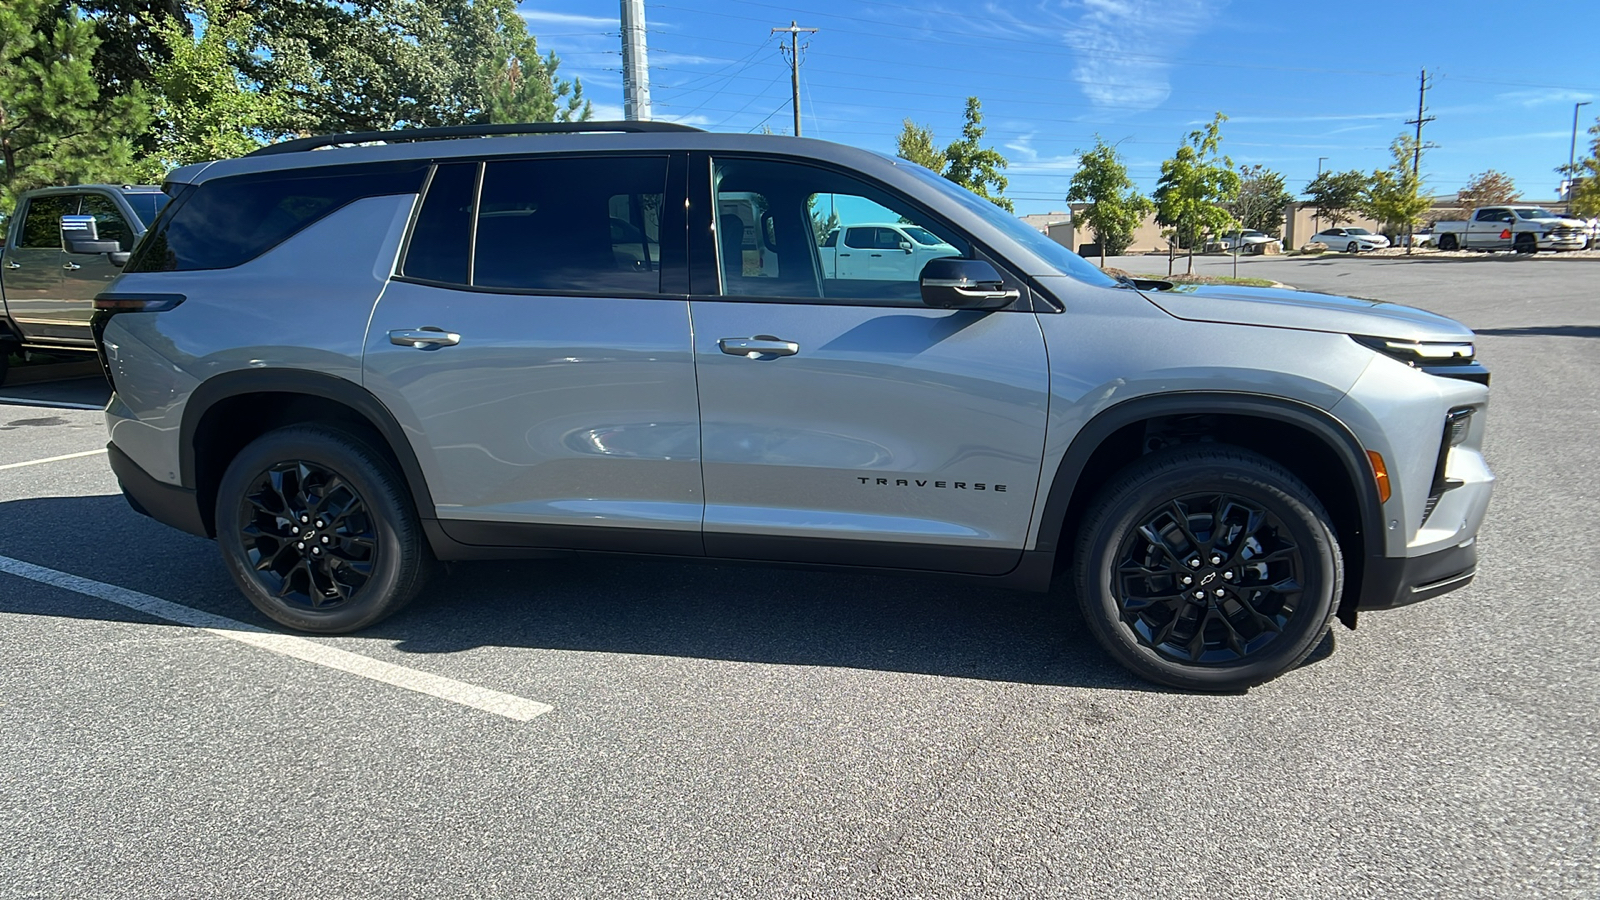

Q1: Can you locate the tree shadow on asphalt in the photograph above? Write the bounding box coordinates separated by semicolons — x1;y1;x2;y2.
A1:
0;493;1335;693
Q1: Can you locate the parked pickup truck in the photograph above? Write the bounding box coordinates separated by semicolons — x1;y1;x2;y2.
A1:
819;222;961;281
0;184;168;385
1432;205;1590;253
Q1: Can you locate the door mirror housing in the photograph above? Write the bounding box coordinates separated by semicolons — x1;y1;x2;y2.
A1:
899;240;913;253
919;258;1020;310
61;214;120;254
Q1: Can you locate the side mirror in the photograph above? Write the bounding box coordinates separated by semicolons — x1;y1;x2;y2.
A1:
61;214;119;255
919;258;1020;310
899;240;913;254
109;251;131;267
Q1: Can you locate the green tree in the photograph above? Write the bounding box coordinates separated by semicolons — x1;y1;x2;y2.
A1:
1304;169;1369;230
942;97;1012;212
1;0;150;208
895;119;944;171
1066;136;1152;266
1569;121;1600;217
1362;134;1432;254
1233;164;1292;237
51;0;187;99
1152;112;1240;274
132;0;283;180
242;0;590;136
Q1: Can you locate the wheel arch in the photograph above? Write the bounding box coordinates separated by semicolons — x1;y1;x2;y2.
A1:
1036;392;1385;621
181;369;436;537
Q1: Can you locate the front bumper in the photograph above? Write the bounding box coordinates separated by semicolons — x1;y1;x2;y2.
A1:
1356;539;1477;610
107;441;209;538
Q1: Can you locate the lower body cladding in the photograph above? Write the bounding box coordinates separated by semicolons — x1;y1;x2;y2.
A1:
108;436;1482;610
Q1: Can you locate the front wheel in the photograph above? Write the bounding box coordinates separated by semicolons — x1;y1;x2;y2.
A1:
1346;241;1360;253
1073;446;1342;691
1514;233;1537;254
215;425;431;633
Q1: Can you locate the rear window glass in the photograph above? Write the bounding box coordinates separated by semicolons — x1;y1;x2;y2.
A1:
472;156;666;294
128;163;426;272
401;162;479;285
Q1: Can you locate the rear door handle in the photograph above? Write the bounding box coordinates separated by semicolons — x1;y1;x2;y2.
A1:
4;260;19;269
62;262;81;271
719;336;799;358
388;327;461;349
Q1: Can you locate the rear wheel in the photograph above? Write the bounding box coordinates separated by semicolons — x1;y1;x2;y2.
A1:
216;425;430;633
1438;233;1458;251
1073;446;1342;691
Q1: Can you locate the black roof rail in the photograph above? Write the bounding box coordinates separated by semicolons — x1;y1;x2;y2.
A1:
245;120;705;157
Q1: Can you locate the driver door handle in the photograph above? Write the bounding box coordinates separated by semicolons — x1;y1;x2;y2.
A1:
388;327;461;349
719;336;799;358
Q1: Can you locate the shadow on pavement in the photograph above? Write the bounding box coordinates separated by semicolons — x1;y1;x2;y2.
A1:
1475;325;1600;339
0;493;1237;693
0;375;111;409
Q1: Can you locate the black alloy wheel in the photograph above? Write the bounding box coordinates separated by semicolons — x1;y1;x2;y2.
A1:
1113;493;1303;666
217;425;430;633
1514;233;1537;254
238;460;378;610
1438;233;1458;251
1074;446;1341;691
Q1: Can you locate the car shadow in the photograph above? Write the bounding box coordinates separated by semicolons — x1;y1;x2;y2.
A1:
0;375;111;409
0;494;1193;692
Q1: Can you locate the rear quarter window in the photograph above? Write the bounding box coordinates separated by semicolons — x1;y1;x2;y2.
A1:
128;163;427;272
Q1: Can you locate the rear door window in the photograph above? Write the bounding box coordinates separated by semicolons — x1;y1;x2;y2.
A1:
402;162;479;285
471;156;666;294
79;194;135;251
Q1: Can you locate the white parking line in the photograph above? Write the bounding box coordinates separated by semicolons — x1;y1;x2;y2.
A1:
0;397;105;411
0;448;109;471
0;554;553;722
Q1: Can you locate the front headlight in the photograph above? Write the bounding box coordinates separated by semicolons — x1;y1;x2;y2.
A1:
1352;335;1489;385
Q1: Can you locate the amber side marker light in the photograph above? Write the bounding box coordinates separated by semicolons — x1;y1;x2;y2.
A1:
1367;450;1392;503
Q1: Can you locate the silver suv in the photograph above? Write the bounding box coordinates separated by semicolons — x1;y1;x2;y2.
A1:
94;122;1494;690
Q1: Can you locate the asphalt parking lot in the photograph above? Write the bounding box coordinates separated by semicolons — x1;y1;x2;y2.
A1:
2;254;1596;898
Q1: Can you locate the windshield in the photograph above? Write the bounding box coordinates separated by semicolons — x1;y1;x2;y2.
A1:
903;225;945;246
897;161;1116;287
1515;208;1558;220
1345;227;1372;235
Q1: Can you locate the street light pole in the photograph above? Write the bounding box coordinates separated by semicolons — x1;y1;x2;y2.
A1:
1568;101;1591;213
1311;156;1328;242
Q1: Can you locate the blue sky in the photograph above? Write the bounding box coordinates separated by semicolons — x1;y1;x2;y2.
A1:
519;1;1600;215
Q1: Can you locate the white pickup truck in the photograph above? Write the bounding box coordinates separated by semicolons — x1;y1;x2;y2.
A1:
818;222;960;280
1432;205;1590;253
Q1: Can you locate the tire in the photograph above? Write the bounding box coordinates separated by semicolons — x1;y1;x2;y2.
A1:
1438;233;1458;251
1514;233;1536;254
1346;241;1360;253
1072;445;1343;691
0;347;9;388
215;425;431;633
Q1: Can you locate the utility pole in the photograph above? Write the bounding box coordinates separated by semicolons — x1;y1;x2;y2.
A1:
620;0;651;121
1312;156;1328;241
1567;100;1591;212
771;20;817;136
1405;68;1435;181
1404;69;1436;254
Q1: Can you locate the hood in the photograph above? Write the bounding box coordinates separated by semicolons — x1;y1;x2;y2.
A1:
1139;283;1474;342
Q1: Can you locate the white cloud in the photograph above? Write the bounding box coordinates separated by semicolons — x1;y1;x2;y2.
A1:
974;0;1218;111
1496;88;1596;108
1004;133;1080;174
518;10;615;28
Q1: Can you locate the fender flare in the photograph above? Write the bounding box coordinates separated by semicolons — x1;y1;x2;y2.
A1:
179;368;437;518
1033;391;1384;557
